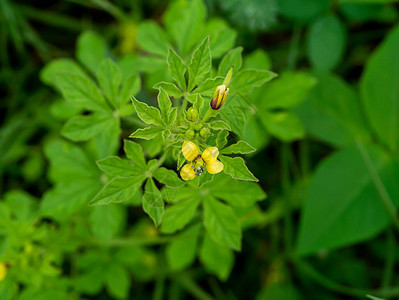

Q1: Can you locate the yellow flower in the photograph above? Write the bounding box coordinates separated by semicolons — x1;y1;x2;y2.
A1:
0;263;7;282
180;141;223;181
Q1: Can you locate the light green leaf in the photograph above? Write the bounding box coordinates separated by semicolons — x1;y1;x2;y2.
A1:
209;120;231;131
76;31;106;74
143;178;164;226
194;76;224;98
5;190;37;221
243;49;272;70
166;224;201;271
158;88;172;123
119;75;141;108
130;127;164;140
296;145;399;256
206;18;237;59
40;58;87;88
218;47;243;76
131;96;164;126
137;21;169;57
90;175;146;206
167;49;186;90
124;140;147;170
91;118;121;159
153;167;184;188
203;196;242;250
90;205;125;240
231;69;277;94
361;25;399;151
308;15;346;71
221;106;246;136
161;197;201;234
221;140;256;155
208;174;266;207
97;59;122;108
105;264;130;299
260;111;305;142
61;114;114;142
216;130;229;149
56;73;110;112
199;234;234;281
153;82;184;98
96;156;141;177
188;37;211;91
258;72;317;109
219;155;258;182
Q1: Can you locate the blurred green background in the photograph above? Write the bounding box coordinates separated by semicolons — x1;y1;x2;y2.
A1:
1;0;399;299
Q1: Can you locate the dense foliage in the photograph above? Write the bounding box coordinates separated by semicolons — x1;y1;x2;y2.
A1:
1;0;399;299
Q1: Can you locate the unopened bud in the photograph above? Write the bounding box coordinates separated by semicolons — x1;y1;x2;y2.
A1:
186;107;199;122
210;85;229;110
200;127;211;139
193;123;203;131
186;129;195;139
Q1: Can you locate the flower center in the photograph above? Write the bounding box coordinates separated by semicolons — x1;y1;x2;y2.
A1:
192;156;205;176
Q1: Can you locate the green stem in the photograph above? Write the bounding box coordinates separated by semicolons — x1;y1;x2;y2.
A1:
174;273;214;300
200;108;214;124
356;140;399;232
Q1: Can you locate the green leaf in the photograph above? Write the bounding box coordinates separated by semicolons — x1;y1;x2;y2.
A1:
221;140;256;155
279;0;331;22
218;47;243;76
206;19;237;59
221;106;246;136
203;196;242;250
153;82;184;98
96;156;140;177
199;234;234;281
194;76;224;98
131;96;164;126
258;71;317;109
259;111;305;142
61;114;114;142
76;31;106;74
40;58;87;88
216;130;229;149
161;197;201;234
296;145;399;256
158;88;172;123
361;25;399;151
143;178;164;226
209;120;231;131
97;59;122;108
105;264;130;299
243;49;271;70
167;49;187;90
188;37;211;91
307;15;346;71
219;155;258;182
296;73;370;148
137;21;169;57
90;205;125;240
208;174;266;207
153;167;184;188
231;69;277;94
166;224;201;271
129;127;164;140
56;73;110;112
5;190;37;221
119;75;141;108
90;175;146;206
91;118;121;159
123;140;147;170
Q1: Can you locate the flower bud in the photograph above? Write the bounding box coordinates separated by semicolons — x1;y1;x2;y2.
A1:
200;127;211;139
210;85;229;110
186;129;195;139
193;123;203;131
186;107;199;122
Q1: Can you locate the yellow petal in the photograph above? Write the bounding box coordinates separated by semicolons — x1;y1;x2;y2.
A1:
202;147;219;164
0;263;7;282
180;163;196;181
205;160;223;174
182;141;199;161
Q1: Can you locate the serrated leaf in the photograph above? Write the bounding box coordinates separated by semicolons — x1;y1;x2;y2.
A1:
97;59;122;108
96;156;140;177
194;76;224;98
158;89;172;123
161;197;201;234
56;73;110;112
90;175;146;205
216;130;229;149
130;127;164;140
167;49;186;90
232;69;277;94
218;47;243;76
219;155;258;182
209;120;231;131
61;114;113;142
137;21;169;57
143;178;164;226
188;37;211;91
131;96;164;126
123;140;147;170
153;167;184;188
203;196;242;251
221;141;256;155
153;82;184;98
